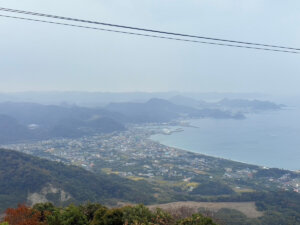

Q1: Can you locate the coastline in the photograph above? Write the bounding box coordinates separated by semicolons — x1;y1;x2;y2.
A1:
149;132;267;170
148;116;300;171
3;124;300;193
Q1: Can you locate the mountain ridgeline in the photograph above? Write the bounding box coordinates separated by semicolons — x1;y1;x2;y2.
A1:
0;148;156;213
0;102;126;144
0;97;283;144
106;98;245;123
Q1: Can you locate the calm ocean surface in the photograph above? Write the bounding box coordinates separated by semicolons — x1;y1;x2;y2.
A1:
151;108;300;170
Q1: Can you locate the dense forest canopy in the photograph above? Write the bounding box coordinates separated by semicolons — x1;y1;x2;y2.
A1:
0;149;156;212
1;203;217;225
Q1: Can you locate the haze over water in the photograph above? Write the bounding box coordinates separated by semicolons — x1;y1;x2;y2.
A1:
152;107;300;171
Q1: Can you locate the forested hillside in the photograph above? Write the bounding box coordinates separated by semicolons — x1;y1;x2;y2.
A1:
3;148;300;224
0;102;125;143
0;98;282;144
0;149;155;213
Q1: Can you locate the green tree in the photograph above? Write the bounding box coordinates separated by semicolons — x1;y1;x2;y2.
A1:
33;202;56;222
122;205;173;225
79;202;104;222
60;205;88;225
45;208;63;225
152;208;173;225
90;205;108;225
122;204;153;224
100;208;123;225
176;214;217;225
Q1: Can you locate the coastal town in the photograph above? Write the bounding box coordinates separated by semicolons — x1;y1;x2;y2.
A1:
2;125;300;194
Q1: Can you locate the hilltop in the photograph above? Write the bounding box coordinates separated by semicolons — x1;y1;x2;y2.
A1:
0;97;283;144
0;148;156;213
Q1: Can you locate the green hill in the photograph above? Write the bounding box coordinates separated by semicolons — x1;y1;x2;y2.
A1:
0;149;155;213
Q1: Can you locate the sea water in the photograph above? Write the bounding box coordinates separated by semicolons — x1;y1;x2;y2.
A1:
151;108;300;170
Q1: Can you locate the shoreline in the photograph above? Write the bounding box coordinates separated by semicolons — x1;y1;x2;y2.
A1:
3;125;300;193
149;135;266;169
149;127;297;172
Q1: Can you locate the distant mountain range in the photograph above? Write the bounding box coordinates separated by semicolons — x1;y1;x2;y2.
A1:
216;98;284;111
106;98;245;123
0;148;156;213
0;91;266;107
106;98;195;123
0;102;126;144
169;95;284;112
0;97;283;144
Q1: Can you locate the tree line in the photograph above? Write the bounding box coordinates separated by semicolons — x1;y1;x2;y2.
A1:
0;203;217;225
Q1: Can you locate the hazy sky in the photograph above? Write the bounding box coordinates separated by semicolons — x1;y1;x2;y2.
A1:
0;0;299;94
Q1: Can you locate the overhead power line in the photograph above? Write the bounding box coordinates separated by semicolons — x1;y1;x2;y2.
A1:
0;7;299;54
0;7;299;52
1;14;299;54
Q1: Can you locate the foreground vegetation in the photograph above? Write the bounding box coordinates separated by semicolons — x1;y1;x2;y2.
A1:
0;148;157;213
0;203;216;225
3;191;300;225
3;149;300;224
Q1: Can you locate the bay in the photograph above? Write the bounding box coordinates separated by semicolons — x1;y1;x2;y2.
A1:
151;108;300;170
